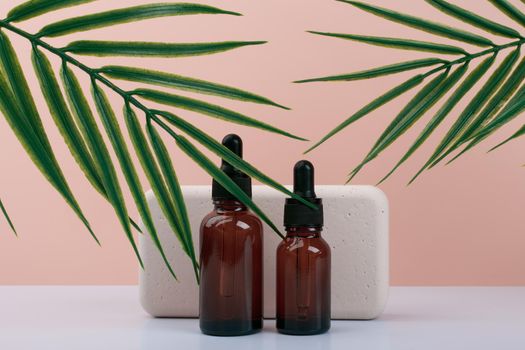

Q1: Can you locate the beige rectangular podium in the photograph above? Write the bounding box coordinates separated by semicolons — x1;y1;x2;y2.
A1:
139;185;389;319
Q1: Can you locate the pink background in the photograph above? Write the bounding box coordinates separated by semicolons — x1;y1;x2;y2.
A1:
0;0;524;285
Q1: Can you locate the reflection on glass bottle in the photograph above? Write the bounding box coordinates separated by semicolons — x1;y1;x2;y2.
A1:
199;134;263;336
276;160;331;335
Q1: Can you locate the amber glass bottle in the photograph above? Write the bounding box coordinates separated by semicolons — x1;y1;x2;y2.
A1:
199;134;263;336
276;160;331;335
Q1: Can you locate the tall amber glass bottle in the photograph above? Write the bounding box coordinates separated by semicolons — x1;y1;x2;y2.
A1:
199;134;263;336
276;160;331;335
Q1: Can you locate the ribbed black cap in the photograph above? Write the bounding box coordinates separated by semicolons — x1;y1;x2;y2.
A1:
212;134;252;201
284;160;323;227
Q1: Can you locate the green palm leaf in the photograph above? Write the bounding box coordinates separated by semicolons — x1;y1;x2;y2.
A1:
340;0;494;47
123;104;198;279
466;98;525;153
307;31;468;55
295;58;447;83
37;3;240;38
300;1;525;181
489;123;525;151
174;134;285;238
6;0;95;23
0;70;97;244
31;48;149;232
60;63;142;232
0;1;304;279
489;0;525;28
99;65;289;109
32;47;107;206
62;40;266;57
305;75;424;153
409;56;496;184
367;72;450;156
465;56;525;136
133;89;306;140
152;110;316;210
427;0;522;38
470;84;525;147
349;70;451;181
428;48;521;167
0;32;87;236
67;68;169;278
146;121;198;281
91;82;144;267
0;198;17;235
378;63;469;184
446;54;525;163
0;31;55;158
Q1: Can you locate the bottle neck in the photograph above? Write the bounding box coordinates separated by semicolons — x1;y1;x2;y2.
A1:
213;199;247;212
285;226;322;238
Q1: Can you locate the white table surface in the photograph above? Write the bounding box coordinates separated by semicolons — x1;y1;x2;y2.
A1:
0;286;524;350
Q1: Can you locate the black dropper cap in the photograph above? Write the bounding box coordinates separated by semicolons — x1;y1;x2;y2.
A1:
283;160;323;227
212;134;252;201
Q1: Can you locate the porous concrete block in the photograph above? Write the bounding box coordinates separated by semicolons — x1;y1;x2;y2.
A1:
139;185;389;319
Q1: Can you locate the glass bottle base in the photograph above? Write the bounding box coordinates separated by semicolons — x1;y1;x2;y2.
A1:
200;319;262;337
276;317;330;335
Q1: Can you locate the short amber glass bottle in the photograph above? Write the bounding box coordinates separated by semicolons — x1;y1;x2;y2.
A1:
199;134;263;336
276;160;331;335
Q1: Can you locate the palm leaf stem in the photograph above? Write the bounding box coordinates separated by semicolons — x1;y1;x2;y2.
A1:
0;20;149;116
421;38;525;79
0;19;300;141
0;18;305;161
0;20;276;137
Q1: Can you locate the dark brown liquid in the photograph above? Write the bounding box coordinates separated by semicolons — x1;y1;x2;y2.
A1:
276;226;331;335
199;200;263;336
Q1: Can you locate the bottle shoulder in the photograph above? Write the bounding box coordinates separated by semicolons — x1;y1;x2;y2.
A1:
277;236;331;257
200;208;262;232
